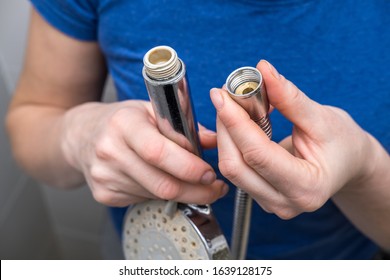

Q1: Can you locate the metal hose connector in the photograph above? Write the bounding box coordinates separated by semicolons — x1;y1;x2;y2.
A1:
225;66;272;259
226;66;272;138
143;45;182;80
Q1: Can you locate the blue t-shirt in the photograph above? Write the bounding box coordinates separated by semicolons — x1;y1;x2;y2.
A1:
30;0;390;259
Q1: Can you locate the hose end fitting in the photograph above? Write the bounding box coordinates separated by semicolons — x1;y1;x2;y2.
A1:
143;45;181;80
226;66;271;138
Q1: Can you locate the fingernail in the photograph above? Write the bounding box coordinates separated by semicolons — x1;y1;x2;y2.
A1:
265;60;281;80
210;88;224;110
199;123;216;135
201;170;216;185
203;128;217;136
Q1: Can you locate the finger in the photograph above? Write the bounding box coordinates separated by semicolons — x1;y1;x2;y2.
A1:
92;185;148;207
169;179;228;204
88;160;158;199
257;60;325;136
123;108;217;185
217;116;286;208
210;87;317;197
198;123;217;149
268;104;275;114
117;145;228;204
85;163;153;207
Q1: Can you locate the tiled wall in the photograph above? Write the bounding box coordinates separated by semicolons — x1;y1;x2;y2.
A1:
0;0;110;260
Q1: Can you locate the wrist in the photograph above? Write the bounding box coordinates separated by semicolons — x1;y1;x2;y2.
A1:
343;132;389;193
60;102;103;171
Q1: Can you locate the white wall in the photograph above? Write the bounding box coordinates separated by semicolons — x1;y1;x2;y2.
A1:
0;0;111;259
0;0;30;92
0;59;60;259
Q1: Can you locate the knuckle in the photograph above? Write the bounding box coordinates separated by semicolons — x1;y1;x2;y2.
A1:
92;188;114;205
95;137;116;160
92;188;131;207
179;161;202;182
272;206;299;220
263;197;301;220
268;203;302;220
259;205;272;214
295;193;324;213
89;165;108;184
242;146;270;171
153;178;181;201
108;107;129;129
331;106;350;120
91;184;147;207
242;139;274;173
139;139;165;166
218;158;240;182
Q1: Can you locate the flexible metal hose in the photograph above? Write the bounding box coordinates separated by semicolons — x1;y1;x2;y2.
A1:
226;67;272;260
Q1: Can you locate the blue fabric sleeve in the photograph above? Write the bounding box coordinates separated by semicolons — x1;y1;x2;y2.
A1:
29;0;98;41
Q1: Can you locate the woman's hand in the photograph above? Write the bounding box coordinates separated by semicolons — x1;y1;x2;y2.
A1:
61;100;227;207
211;60;374;219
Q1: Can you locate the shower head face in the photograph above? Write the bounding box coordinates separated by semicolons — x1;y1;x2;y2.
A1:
123;200;229;260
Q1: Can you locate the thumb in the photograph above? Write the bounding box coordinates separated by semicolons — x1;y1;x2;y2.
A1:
257;60;324;134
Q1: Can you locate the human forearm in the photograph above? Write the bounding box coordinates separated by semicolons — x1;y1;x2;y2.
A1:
6;102;85;188
5;8;108;188
332;134;390;250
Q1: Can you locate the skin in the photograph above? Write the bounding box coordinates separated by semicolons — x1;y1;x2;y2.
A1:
6;9;227;207
6;9;390;251
210;60;390;250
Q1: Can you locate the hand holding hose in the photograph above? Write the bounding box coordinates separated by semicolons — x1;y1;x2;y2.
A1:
211;60;384;221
